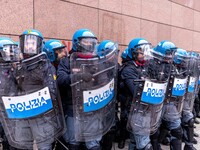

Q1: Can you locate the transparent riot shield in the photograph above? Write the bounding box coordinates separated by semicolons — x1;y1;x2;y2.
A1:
183;53;198;114
196;55;200;94
70;44;118;141
127;47;173;135
0;52;65;149
163;50;189;122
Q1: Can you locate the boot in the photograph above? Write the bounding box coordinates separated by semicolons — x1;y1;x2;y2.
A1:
196;112;200;118
193;138;197;144
170;139;182;150
184;145;197;150
118;140;125;149
161;136;170;146
150;129;161;150
151;140;161;150
194;132;199;137
194;118;199;124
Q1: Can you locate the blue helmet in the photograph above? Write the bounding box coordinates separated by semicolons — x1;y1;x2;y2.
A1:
188;51;199;58
21;29;43;39
121;48;129;59
154;40;176;56
0;37;20;62
19;29;44;57
173;48;188;64
97;40;117;57
43;39;66;62
128;38;151;59
0;37;16;50
72;29;97;52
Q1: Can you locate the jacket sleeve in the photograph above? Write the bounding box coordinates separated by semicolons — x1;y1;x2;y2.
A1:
121;66;138;96
57;57;71;88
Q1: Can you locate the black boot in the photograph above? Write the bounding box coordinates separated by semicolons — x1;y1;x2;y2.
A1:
170;139;182;150
184;145;197;150
118;117;127;149
150;129;161;150
193;138;197;144
197;112;200;118
183;125;194;143
102;132;114;150
183;124;196;150
158;124;169;144
194;132;199;137
194;118;200;124
118;140;125;149
161;136;170;146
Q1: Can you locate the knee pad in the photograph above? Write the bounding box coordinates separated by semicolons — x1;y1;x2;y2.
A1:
188;118;194;127
171;126;183;140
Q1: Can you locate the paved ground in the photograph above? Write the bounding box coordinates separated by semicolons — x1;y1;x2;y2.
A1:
112;118;200;150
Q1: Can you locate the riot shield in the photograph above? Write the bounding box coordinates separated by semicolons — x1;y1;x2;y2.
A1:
127;47;172;135
70;44;118;141
183;53;198;113
163;50;189;121
0;52;65;149
196;55;200;94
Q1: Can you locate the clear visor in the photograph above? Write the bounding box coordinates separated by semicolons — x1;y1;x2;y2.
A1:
79;38;97;52
1;44;22;62
97;43;118;57
20;34;43;55
135;44;153;61
135;44;153;54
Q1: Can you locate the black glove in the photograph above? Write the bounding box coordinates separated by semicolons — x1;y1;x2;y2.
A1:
80;73;93;82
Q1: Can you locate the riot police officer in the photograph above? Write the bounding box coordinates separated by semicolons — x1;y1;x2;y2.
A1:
182;52;198;150
57;29;102;150
96;40;119;150
0;37;19;150
43;39;67;69
118;47;132;149
0;29;65;150
121;38;174;150
157;41;188;150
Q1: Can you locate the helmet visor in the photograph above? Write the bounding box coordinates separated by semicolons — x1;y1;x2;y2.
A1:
1;44;22;62
135;44;153;61
79;38;97;53
20;34;43;55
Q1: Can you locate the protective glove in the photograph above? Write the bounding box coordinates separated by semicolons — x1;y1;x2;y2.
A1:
78;73;93;82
